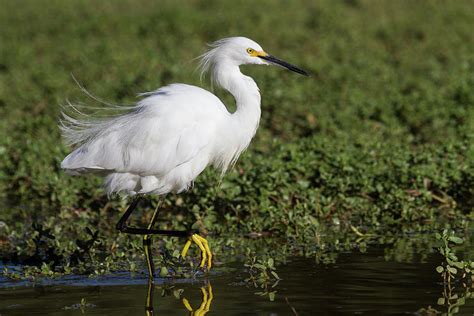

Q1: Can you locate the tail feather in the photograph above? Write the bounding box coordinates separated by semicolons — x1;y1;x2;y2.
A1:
59;76;134;147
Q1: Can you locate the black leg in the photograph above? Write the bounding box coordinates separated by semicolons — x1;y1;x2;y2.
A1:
115;197;192;237
116;197;198;280
116;197;212;314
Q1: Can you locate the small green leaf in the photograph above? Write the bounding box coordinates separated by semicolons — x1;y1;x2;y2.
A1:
448;236;463;244
268;291;276;301
451;261;465;269
159;266;168;277
437;297;445;305
447;253;458;261
254;263;265;270
447;258;456;266
173;289;184;299
267;258;274;268
436;266;444;273
447;266;457;274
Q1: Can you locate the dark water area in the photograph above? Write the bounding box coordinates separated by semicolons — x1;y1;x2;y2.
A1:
1;247;473;315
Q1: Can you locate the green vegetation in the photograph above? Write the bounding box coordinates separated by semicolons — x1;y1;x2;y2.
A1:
433;230;473;314
436;230;473;285
245;255;281;301
0;0;473;278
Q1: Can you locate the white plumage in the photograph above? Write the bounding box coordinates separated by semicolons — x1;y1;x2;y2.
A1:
60;37;308;196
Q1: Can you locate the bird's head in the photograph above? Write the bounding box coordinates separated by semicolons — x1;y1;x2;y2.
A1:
199;37;309;78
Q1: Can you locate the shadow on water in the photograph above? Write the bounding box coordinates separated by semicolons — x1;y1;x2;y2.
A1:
0;247;473;315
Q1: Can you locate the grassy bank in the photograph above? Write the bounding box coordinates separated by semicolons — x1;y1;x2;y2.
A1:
0;0;473;276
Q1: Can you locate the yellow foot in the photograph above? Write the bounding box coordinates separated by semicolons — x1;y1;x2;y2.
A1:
180;234;212;270
182;283;213;315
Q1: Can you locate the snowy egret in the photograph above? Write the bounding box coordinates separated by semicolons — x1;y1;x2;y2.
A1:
60;36;308;278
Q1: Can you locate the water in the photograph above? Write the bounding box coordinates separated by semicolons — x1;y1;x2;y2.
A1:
1;247;473;315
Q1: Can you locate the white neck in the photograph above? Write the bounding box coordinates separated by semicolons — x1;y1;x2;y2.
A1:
214;63;261;136
212;62;262;172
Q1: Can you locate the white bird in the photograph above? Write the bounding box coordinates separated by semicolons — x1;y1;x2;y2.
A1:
60;36;308;278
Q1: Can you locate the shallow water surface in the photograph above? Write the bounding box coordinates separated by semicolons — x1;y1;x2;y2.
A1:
1;248;473;315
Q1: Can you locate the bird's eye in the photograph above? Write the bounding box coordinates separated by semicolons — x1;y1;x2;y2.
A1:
246;48;255;55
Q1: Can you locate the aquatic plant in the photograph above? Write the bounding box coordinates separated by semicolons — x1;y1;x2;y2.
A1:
245;253;281;301
435;230;473;286
435;230;473;314
63;298;96;313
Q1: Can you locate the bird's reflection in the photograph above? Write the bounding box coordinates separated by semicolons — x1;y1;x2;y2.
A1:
145;278;213;315
181;283;213;315
145;279;155;316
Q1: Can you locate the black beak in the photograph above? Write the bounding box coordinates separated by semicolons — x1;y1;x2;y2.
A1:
259;54;309;76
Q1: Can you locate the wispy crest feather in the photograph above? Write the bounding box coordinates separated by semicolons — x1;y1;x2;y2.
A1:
198;38;233;84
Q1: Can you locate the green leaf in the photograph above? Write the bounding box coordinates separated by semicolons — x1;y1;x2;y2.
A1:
268;291;276;301
436;266;444;273
173;289;184;299
447;253;458;261
159;266;168;277
451;261;465;269
267;258;274;268
437;297;445;305
253;263;265;270
447;266;457;274
448;236;463;244
447;258;456;266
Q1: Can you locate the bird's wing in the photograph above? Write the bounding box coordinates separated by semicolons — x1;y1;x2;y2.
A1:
61;84;229;176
